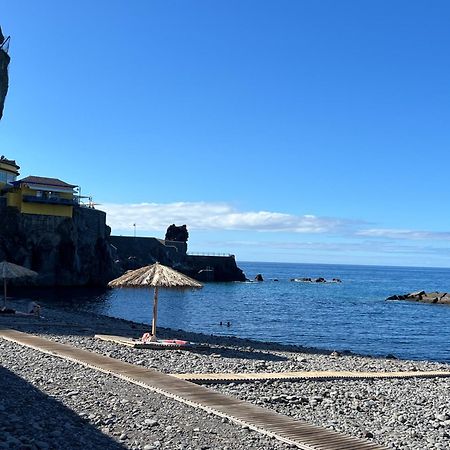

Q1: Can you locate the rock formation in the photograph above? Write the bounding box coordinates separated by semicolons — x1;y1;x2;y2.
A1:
386;291;450;305
165;224;189;242
0;204;118;286
290;277;341;283
0;27;10;121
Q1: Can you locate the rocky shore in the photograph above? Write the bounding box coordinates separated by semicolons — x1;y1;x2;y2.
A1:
1;303;450;450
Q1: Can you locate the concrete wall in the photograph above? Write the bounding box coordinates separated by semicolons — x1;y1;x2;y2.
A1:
109;235;246;282
184;254;246;282
110;236;184;271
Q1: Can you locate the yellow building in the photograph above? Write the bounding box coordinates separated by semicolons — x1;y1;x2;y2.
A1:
8;176;77;217
0;157;78;218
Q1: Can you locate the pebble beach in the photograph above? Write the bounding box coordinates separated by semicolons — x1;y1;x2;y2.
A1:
1;303;450;450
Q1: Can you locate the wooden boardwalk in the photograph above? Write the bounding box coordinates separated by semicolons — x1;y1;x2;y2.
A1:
173;369;450;384
0;328;386;450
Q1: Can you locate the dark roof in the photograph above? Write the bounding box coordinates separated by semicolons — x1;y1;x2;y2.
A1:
15;176;77;189
0;156;20;169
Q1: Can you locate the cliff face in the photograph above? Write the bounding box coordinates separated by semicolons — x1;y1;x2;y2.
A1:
0;29;9;121
0;48;9;121
0;205;118;286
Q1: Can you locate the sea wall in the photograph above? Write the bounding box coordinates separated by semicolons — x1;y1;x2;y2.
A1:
110;236;246;282
110;236;186;271
184;254;246;282
0;206;117;286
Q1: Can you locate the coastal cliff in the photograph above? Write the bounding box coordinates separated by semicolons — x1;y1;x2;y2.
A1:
0;204;245;286
0;203;117;286
0;28;10;121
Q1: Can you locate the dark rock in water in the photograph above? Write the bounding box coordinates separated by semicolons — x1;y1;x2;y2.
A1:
386;291;450;305
407;290;426;298
254;274;264;282
291;277;341;283
165;224;188;242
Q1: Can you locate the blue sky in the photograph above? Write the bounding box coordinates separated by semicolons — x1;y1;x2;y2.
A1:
2;1;450;266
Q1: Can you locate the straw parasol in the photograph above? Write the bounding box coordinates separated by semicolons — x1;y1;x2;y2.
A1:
108;263;203;341
0;261;38;308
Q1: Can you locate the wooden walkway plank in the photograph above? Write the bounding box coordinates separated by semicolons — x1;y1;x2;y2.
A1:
0;328;386;450
172;369;450;384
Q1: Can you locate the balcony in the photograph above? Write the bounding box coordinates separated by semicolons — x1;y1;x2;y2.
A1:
22;195;76;206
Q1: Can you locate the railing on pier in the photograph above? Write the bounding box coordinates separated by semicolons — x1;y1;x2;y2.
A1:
187;252;234;258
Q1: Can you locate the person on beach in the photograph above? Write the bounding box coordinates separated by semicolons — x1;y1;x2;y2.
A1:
27;302;41;317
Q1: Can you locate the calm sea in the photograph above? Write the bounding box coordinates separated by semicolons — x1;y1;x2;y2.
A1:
26;262;450;363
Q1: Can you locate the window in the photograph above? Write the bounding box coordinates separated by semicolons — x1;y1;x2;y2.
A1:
6;173;16;183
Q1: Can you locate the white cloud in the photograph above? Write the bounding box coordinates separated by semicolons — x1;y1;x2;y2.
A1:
100;202;450;249
101;201;347;234
357;228;450;241
221;239;450;255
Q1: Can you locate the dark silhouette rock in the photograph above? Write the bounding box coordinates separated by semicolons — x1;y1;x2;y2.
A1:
165;224;189;242
315;277;326;283
254;274;264;282
0;27;10;121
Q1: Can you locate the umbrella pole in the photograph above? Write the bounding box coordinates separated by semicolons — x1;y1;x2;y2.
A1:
151;286;158;341
3;278;6;309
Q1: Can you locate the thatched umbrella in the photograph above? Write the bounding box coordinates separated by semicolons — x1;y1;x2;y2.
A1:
108;263;203;341
0;261;38;308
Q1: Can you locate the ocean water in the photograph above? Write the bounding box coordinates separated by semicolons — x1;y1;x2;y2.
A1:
28;262;450;363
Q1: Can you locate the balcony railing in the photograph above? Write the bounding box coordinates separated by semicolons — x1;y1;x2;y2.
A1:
22;195;76;206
